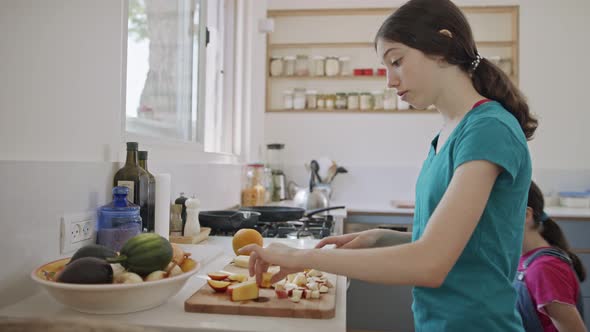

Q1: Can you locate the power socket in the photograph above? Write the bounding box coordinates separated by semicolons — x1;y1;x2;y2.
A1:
61;211;96;254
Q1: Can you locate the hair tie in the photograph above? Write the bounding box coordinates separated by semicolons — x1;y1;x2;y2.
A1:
470;54;482;72
540;211;550;223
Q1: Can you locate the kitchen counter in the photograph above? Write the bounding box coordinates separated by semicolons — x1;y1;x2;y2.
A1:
0;237;347;332
347;203;590;221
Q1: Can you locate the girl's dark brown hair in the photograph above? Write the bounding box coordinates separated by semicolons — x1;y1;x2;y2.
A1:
375;0;538;140
528;181;586;282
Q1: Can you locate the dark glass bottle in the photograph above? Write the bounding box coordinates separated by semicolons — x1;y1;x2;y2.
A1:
174;192;188;235
138;150;156;233
113;142;150;232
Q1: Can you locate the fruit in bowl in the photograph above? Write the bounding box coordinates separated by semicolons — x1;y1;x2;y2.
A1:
32;234;200;314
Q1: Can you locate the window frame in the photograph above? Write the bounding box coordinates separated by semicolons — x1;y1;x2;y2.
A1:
120;0;242;164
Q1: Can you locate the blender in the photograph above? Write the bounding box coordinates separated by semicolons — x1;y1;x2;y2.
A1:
267;143;286;201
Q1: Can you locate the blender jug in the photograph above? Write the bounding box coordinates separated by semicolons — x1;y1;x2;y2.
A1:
267;143;286;201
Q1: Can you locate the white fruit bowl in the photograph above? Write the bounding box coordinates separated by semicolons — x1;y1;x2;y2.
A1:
31;257;200;314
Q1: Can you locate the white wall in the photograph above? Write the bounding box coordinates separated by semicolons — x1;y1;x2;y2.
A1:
264;0;590;205
0;0;254;307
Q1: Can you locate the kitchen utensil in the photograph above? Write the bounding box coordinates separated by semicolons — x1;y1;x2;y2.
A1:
239;205;345;222
185;261;337;318
328;166;348;183
31;257;200;314
198;210;261;231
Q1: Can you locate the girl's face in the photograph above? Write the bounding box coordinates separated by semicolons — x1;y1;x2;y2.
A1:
376;38;443;110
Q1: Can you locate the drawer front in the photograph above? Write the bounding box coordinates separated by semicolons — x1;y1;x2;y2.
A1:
555;221;590;250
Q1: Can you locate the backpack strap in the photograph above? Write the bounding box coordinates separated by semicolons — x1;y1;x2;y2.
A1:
522;247;573;269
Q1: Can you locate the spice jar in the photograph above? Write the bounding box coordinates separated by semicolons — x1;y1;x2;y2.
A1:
325;56;340;77
306;90;318;109
283;90;294;109
283;56;296;76
312;56;325;76
384;89;397;110
325;94;336;110
317;94;326;109
241;164;266;207
269;57;283;77
397;95;410;110
339;56;351;76
335;93;347;109
295;54;309;76
372;90;384;110
360;92;374;111
347;92;359;110
293;88;306;110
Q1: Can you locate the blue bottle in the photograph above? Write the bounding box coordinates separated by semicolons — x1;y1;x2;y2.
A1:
97;186;142;251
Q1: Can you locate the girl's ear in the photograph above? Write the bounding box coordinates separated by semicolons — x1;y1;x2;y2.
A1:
524;207;535;227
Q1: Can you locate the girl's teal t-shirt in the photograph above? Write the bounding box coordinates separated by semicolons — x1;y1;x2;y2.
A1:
412;101;530;331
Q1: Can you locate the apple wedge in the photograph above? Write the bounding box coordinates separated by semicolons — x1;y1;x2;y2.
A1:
207;279;231;293
207;272;231;281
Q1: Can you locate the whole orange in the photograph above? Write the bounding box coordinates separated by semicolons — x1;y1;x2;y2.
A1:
232;228;263;255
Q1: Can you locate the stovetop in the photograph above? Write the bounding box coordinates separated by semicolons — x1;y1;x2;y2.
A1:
209;215;335;239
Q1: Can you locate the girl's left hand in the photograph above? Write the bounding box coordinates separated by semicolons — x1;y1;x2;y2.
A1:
238;243;306;285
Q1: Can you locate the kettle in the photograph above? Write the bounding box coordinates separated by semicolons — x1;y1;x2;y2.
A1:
290;160;330;210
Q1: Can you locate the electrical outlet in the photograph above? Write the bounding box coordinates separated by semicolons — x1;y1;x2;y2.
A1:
61;211;96;254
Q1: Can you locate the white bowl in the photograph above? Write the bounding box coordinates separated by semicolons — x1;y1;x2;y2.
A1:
31;257;200;314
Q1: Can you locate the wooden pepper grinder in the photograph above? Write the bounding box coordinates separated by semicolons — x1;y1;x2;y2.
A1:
184;197;201;237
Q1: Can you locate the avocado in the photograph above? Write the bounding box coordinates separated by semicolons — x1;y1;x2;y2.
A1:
57;257;113;284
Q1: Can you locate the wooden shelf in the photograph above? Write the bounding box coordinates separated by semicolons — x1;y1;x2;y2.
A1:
269;75;385;80
269;41;515;49
266;108;437;114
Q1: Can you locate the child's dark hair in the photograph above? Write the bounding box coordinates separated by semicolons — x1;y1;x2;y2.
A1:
374;0;538;140
528;181;586;282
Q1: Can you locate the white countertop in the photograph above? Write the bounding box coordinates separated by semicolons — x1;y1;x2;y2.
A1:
346;202;590;220
0;237;346;332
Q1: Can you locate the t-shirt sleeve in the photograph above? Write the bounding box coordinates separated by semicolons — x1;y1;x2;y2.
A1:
453;117;525;183
525;257;580;315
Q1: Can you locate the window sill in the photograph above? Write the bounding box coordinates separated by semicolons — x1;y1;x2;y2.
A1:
123;130;241;165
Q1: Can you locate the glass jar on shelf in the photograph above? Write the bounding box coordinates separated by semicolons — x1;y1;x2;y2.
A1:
335;93;347;109
306;90;318;109
325;56;340;77
283;56;296;76
312;56;325;76
384;88;397;110
339;56;351;76
293;88;307;110
317;94;326;109
360;92;374;111
325;94;336;110
283;90;294;109
295;54;309;76
241;164;266;207
347;92;359;110
372;90;384;110
269;56;283;77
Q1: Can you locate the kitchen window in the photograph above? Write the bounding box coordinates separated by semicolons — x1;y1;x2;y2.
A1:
125;0;237;155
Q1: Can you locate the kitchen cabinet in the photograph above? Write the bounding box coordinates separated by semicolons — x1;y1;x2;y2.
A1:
266;7;519;114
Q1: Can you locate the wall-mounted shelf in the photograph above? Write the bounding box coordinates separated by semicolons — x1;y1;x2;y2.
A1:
265;7;519;114
269;40;515;50
267;108;436;114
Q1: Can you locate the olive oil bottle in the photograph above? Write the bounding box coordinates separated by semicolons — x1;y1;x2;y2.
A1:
113;142;150;231
138;150;156;233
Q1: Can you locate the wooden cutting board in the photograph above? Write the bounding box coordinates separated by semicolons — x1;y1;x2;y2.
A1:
184;261;337;319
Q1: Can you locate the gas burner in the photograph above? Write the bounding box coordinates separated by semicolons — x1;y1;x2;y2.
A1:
209;214;335;239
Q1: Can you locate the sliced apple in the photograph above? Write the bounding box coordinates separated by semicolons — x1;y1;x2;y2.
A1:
227;274;248;283
260;272;273;288
207;272;231;281
228;280;259;302
207;279;231;292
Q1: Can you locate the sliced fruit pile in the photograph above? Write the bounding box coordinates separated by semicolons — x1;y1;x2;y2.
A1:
274;269;334;303
205;268;333;303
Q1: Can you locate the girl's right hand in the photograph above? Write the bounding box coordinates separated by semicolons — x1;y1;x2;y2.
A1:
315;229;381;249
